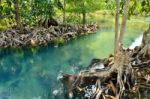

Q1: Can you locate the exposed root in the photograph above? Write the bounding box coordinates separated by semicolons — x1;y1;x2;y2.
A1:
0;24;98;48
61;43;150;99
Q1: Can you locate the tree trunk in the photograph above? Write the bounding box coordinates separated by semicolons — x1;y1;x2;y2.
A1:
81;1;86;25
13;0;21;28
142;24;150;45
118;0;130;47
63;0;66;24
114;0;120;54
82;11;86;25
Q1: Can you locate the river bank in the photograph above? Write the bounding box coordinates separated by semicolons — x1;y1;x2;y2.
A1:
0;24;98;48
61;29;150;98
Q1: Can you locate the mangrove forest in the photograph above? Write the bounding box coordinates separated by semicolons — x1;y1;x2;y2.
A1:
0;0;150;99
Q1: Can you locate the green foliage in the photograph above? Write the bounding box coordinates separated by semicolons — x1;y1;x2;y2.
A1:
54;0;63;9
120;0;150;17
66;14;81;24
0;0;149;27
0;25;6;30
66;0;102;14
0;0;13;19
105;0;115;10
0;0;58;26
141;0;150;15
31;0;54;18
64;0;104;24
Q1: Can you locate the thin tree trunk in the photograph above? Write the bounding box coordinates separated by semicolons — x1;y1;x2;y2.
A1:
13;0;21;28
114;0;120;54
81;1;86;25
82;11;86;25
63;0;66;24
118;0;130;47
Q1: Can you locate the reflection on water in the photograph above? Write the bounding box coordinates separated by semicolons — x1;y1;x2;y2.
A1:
0;29;149;99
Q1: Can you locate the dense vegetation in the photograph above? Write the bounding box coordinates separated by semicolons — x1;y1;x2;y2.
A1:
0;0;149;29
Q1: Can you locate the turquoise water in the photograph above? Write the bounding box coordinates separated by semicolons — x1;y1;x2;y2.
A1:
0;28;144;99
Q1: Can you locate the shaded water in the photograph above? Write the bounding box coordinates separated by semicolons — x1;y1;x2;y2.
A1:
0;28;148;99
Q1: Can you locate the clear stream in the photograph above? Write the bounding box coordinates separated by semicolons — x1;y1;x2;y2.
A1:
0;28;149;99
